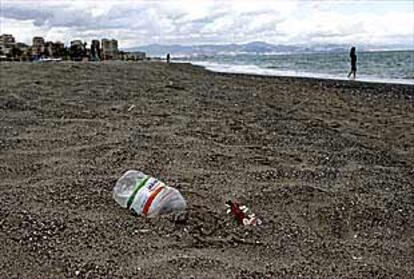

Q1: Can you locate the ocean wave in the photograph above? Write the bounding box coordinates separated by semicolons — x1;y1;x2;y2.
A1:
189;61;414;85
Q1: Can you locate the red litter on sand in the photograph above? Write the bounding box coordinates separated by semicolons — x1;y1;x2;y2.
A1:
225;200;262;226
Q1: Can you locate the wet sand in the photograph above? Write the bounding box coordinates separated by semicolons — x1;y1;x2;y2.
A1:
0;61;413;278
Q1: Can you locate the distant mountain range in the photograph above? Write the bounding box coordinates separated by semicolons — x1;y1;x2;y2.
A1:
123;41;411;57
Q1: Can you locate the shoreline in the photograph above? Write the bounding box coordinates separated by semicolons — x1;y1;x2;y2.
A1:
173;62;414;99
2;59;414;87
185;60;414;86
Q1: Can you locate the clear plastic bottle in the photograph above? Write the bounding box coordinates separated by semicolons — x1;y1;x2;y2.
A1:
113;170;187;217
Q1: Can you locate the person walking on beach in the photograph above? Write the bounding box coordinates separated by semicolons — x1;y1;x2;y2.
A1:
347;46;357;79
166;53;171;64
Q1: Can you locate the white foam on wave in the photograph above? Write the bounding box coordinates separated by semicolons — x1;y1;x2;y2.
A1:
189;61;414;85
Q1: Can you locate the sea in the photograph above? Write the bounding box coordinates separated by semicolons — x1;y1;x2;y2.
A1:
179;50;414;85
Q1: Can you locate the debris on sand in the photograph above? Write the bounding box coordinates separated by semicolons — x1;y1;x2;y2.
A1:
113;170;187;217
127;104;136;111
225;200;262;226
166;81;185;90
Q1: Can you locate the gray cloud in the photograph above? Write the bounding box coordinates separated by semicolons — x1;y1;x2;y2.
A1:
1;6;52;25
0;0;412;47
1;4;97;28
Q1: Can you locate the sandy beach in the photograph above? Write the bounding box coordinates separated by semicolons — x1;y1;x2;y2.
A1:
0;61;413;278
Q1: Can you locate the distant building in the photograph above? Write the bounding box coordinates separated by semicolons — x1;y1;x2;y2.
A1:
54;41;65;57
45;41;54;57
0;34;15;45
14;42;30;61
101;38;118;60
32;36;45;57
45;41;65;58
0;34;16;56
70;40;86;61
0;33;127;62
91;39;100;60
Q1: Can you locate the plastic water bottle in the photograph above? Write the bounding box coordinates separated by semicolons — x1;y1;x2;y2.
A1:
113;170;187;217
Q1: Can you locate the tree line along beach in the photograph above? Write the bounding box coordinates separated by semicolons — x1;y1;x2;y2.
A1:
0;61;413;278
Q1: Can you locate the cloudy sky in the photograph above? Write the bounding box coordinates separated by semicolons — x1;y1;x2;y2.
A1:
0;0;413;48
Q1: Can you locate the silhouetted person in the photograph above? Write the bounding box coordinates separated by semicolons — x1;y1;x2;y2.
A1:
347;46;357;79
166;53;170;64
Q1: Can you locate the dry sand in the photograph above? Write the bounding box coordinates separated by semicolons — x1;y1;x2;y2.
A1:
0;61;413;279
